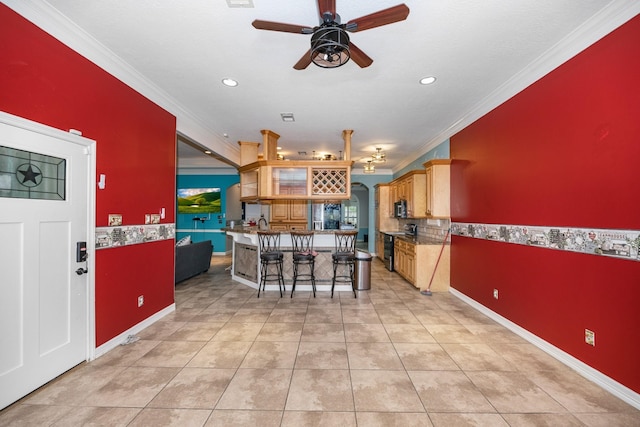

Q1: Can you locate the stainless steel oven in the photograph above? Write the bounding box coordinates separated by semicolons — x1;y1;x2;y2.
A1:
382;231;405;271
383;233;395;271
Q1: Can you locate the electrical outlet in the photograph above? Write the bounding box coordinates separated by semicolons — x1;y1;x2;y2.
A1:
138;295;144;307
585;329;595;346
493;289;499;299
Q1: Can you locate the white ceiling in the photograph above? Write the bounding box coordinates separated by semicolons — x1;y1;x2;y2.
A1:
7;0;639;172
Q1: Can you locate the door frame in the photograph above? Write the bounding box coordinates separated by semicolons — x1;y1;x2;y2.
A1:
0;111;97;361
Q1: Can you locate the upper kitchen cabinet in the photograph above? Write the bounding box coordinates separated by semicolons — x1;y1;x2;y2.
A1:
423;159;451;218
390;170;427;219
238;130;353;202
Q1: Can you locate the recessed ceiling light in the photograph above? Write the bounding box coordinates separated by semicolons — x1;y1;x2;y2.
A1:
419;76;437;85
204;150;212;154
226;0;253;7
222;78;238;87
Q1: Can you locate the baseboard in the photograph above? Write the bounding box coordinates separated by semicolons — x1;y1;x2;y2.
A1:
93;304;176;360
449;288;640;410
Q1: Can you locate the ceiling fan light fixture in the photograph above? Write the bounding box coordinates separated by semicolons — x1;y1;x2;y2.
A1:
311;26;350;68
372;147;386;163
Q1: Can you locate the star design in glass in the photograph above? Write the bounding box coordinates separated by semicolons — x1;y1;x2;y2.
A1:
17;163;43;187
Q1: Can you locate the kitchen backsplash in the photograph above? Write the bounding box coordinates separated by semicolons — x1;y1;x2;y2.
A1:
400;218;451;241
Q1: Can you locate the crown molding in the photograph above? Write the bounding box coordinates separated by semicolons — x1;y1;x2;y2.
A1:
3;0;241;165
394;0;640;174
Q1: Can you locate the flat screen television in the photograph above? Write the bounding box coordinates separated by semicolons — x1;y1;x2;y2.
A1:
177;188;221;214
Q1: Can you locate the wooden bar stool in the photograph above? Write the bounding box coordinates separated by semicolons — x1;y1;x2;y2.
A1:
290;230;316;298
257;231;284;298
331;230;358;298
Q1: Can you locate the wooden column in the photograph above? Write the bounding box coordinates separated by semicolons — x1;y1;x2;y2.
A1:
342;129;353;160
261;129;280;161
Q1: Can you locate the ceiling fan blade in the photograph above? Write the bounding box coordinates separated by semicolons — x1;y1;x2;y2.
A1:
346;4;410;32
317;0;336;20
348;43;373;68
293;50;313;70
252;20;313;34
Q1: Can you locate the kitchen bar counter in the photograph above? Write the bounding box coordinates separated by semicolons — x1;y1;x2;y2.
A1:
225;229;359;294
223;226;351;235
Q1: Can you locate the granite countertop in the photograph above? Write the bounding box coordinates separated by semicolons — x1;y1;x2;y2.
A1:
396;235;449;245
224;226;355;235
378;229;448;245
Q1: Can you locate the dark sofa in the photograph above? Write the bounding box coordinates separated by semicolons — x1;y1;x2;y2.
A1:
175;240;213;284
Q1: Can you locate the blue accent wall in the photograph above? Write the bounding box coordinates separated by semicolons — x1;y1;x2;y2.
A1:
351;173;394;253
176;174;240;253
394;139;450;178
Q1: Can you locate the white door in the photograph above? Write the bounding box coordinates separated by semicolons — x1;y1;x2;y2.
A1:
0;114;91;409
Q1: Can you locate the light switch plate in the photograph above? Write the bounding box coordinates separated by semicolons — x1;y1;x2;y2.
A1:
585;329;595;346
108;214;122;226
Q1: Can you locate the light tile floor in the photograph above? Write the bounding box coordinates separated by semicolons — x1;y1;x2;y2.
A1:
2;256;639;426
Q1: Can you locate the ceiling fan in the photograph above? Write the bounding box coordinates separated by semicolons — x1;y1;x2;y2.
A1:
252;1;410;69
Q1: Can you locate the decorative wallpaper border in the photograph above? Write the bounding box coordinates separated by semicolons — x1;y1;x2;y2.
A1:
451;222;640;262
95;223;175;250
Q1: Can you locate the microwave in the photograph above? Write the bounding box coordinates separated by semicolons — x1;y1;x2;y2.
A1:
394;200;407;218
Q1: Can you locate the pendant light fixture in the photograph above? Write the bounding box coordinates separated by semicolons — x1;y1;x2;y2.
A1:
363;160;375;173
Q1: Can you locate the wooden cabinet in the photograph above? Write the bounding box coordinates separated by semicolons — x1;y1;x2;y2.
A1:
389;171;427;218
238;132;353;202
375;184;397;228
388;183;397;218
271;200;289;221
394;239;415;282
375;183;399;260
423;159;451;218
239;162;353;201
290;199;307;221
269;223;306;231
376;232;385;261
404;174;427;218
270;187;308;229
394;238;450;292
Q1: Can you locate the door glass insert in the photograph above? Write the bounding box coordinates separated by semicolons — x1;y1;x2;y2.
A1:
0;145;66;200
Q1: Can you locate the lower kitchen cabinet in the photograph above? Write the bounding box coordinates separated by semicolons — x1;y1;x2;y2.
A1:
394;238;450;292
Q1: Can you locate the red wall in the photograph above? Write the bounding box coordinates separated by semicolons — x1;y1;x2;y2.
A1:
450;16;640;392
1;5;177;346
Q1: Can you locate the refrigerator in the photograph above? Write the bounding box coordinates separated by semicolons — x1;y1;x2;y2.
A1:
312;203;341;230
